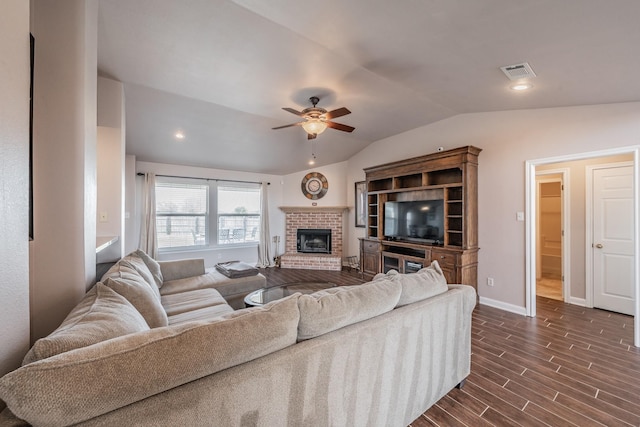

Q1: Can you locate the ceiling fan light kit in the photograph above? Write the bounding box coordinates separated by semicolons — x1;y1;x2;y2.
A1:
301;119;327;136
273;96;355;139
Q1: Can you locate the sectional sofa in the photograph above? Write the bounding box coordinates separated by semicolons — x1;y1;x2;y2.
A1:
0;251;475;427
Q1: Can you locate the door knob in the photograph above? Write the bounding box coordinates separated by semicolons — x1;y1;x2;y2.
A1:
595;243;603;249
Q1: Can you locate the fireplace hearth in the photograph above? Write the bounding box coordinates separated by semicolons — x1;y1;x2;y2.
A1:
297;229;331;254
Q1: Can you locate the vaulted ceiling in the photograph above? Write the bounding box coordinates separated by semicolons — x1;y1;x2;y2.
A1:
98;0;640;175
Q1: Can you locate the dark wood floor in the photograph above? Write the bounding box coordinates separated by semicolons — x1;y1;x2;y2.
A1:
260;265;367;288
260;267;640;427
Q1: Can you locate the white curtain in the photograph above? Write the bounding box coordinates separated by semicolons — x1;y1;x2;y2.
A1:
256;182;274;268
139;172;158;258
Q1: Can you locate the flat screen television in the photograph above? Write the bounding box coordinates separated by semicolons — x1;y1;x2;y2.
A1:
384;199;444;244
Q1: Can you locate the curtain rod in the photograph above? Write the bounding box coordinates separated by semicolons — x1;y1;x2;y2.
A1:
136;172;269;185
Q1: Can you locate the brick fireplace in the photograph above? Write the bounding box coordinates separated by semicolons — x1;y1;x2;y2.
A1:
279;206;348;270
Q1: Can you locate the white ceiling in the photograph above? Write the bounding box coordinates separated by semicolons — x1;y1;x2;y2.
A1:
97;0;640;175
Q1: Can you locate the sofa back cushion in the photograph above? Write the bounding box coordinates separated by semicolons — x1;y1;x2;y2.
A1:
120;254;161;298
22;284;149;365
374;260;449;307
102;274;168;328
134;249;164;288
297;279;401;340
0;294;300;427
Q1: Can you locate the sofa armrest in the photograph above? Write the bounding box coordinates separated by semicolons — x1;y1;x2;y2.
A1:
159;259;206;282
447;284;477;314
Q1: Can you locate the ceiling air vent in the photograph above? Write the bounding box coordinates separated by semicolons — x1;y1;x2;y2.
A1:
500;62;536;80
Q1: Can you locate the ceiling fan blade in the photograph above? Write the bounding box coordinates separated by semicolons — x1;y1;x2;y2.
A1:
324;107;351;120
272;122;304;130
326;121;355;133
282;107;304;116
307;133;317;140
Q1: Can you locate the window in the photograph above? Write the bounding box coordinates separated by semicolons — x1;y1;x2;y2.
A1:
217;183;260;245
156;180;208;249
155;177;261;250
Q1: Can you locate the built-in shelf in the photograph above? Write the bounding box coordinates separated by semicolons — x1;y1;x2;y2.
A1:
96;236;119;253
360;146;481;290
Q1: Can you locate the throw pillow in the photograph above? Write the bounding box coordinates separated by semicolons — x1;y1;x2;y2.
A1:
375;261;448;307
297;278;401;340
135;249;164;288
120;254;161;298
103;274;168;328
22;284;149;365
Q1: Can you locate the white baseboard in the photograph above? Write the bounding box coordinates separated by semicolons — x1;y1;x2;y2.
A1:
479;296;527;316
568;297;587;307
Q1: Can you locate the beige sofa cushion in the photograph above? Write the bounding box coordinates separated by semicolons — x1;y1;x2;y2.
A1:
135;249;164;288
160;268;266;310
375;260;449;307
22;284;149;365
161;288;229;316
297;279;401;340
0;294;300;427
159;258;206;282
119;255;161;299
103;275;168;328
168;304;235;325
160;268;266;297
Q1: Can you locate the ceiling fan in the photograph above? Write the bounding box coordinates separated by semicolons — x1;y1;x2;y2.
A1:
272;96;355;140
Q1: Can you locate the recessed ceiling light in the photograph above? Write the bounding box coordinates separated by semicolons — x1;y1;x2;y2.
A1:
175;131;185;140
510;83;533;91
308;159;315;165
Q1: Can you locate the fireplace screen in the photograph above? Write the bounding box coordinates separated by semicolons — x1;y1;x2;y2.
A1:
297;229;332;254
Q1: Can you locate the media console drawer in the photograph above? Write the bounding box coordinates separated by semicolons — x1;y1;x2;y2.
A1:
362;239;380;253
430;249;456;269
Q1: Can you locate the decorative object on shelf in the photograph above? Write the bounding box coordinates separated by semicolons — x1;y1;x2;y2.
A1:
355;181;366;227
301;172;329;200
272;96;355;140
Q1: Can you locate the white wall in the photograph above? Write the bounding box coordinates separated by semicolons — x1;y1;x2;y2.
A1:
97;77;124;128
347;102;640;309
124;154;138;254
30;0;98;341
97;76;125;259
97;126;122;240
136;161;283;267
281;161;349;207
0;0;31;378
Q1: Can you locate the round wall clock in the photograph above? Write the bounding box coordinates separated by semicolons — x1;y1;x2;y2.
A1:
301;172;329;200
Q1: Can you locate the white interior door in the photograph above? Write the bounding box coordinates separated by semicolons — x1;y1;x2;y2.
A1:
592;165;635;315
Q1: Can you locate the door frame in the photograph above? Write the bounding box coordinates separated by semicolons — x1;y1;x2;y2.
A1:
535;170;570;304
585;161;634;310
525;145;640;348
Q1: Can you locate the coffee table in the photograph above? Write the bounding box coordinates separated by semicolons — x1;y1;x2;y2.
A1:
244;281;338;307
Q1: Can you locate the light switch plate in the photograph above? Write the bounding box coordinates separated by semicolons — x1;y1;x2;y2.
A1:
516;211;525;221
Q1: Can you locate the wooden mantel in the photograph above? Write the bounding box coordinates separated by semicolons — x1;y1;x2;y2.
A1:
279;206;349;213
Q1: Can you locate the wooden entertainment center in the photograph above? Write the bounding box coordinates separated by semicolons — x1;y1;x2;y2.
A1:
359;146;481;291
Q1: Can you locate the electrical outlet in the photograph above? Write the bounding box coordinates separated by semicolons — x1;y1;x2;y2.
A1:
487;277;494;287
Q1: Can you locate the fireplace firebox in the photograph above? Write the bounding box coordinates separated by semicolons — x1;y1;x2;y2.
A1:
297;229;331;254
